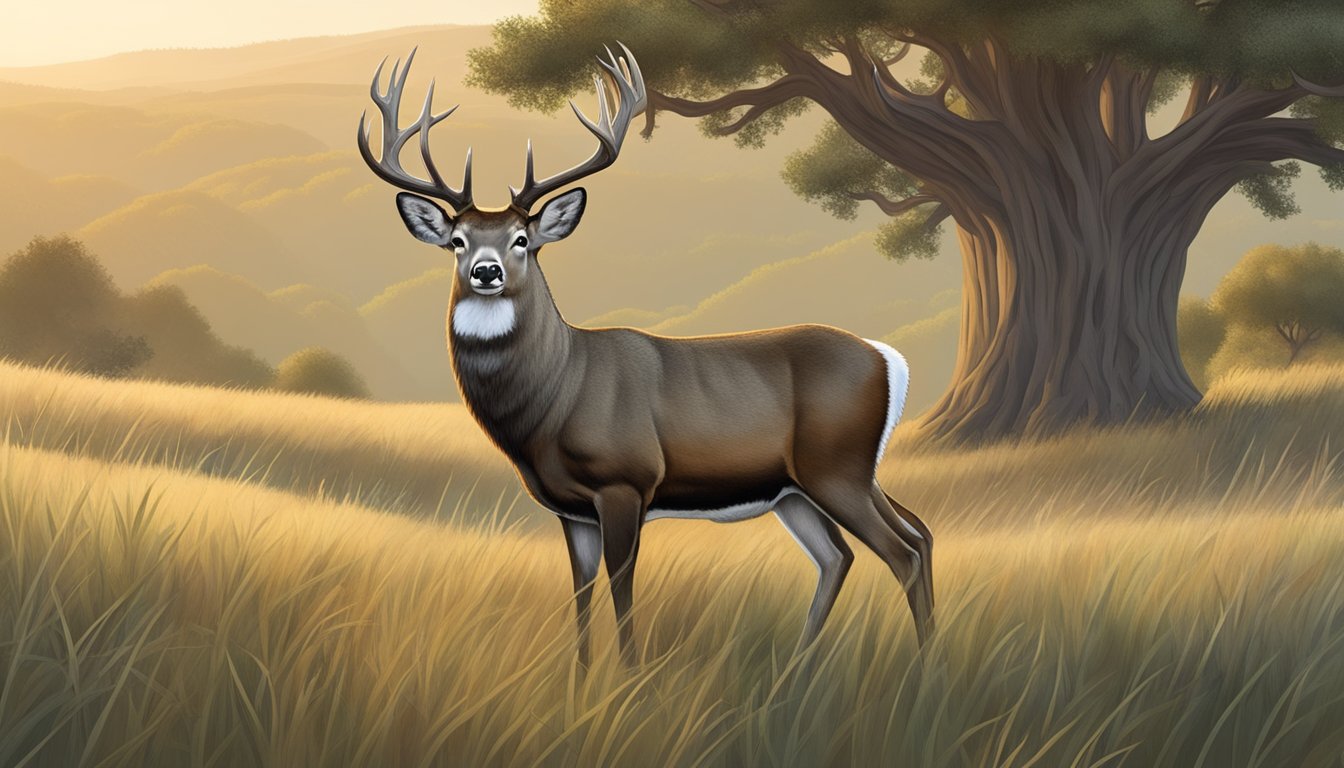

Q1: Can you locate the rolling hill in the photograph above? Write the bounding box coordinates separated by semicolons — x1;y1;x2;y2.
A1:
148;265;421;398
2;355;1343;765
1;25;1342;410
76;189;309;290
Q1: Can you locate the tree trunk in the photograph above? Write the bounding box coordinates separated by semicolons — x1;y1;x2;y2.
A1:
747;42;1333;443
918;176;1204;441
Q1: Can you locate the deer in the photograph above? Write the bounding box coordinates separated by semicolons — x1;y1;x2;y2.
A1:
358;44;934;667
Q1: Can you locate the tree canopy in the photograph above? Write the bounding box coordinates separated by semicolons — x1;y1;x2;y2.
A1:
1212;242;1344;365
1177;296;1227;389
469;0;1344;440
0;236;274;386
0;236;150;377
470;0;1344;259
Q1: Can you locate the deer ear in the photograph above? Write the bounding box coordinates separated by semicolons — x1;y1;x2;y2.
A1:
532;188;586;244
396;193;454;246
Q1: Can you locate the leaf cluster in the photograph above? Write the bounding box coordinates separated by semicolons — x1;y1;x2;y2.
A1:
1211;242;1344;337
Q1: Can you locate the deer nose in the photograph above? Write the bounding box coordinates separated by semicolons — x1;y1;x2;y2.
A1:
471;262;503;284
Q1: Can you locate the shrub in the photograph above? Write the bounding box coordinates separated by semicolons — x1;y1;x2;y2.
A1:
274;347;371;399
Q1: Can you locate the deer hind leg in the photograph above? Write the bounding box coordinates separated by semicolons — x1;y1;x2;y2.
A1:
804;481;932;646
874;486;935;614
773;492;853;649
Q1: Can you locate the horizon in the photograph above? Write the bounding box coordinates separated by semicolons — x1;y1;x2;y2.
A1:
0;2;533;68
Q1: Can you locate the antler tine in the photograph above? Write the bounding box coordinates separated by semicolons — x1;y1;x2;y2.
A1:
356;48;473;211
511;43;648;211
508;140;537;200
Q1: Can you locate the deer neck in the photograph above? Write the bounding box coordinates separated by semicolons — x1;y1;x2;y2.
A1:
448;267;578;456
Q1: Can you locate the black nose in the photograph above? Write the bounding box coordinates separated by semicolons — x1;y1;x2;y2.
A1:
472;263;503;283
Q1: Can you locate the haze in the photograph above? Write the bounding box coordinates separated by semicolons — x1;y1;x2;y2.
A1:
0;0;535;67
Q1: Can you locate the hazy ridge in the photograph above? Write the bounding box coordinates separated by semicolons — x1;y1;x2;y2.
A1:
2;25;1341;410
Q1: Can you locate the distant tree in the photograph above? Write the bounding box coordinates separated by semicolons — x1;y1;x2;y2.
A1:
1177;297;1227;390
274;347;371;399
1212;243;1344;366
75;329;154;379
471;0;1344;440
123;284;275;388
0;235;152;377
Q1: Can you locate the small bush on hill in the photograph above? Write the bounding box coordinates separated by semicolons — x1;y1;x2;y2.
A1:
274;347;371;399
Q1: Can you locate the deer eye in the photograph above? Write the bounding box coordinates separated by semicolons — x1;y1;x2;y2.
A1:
449;236;465;249
513;235;529;249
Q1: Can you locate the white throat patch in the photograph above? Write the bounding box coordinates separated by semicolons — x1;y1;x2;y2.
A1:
452;298;516;340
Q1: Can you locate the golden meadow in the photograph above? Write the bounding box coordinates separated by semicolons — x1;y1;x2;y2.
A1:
2;359;1343;766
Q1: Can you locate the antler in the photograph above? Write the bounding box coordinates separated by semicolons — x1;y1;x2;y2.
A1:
510;43;648;211
357;48;473;211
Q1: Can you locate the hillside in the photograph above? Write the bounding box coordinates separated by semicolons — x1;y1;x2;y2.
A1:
0;360;517;517
148;265;421;398
2;359;1343;764
0;25;1342;408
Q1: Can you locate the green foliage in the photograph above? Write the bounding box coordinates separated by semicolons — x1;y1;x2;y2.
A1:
275;347;371;400
472;0;1343;269
1235;162;1302;219
1212;243;1344;365
1147;70;1186;114
781;123;944;260
466;1;778;113
471;0;1344;104
0;236;273;386
1177;296;1227;390
1321;163;1344;192
875;210;943;261
0;236;151;378
702;97;810;149
782;122;920;220
123;285;275;389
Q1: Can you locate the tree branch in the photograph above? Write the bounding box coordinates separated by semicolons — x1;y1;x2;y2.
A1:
642;73;816;138
1207;116;1344;168
1099;61;1156;158
890;28;1001;119
1292;72;1344;100
1152;83;1309;170
847;191;939;216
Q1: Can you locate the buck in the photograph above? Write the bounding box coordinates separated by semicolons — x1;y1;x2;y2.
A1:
359;45;933;666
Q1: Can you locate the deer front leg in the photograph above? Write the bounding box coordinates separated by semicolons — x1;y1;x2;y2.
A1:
594;486;644;668
560;517;602;668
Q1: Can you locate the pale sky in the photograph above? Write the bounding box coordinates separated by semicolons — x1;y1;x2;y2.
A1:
0;0;537;67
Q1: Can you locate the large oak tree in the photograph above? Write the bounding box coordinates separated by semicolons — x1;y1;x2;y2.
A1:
469;0;1344;441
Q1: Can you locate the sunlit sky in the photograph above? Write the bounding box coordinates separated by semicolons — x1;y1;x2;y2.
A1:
0;0;537;67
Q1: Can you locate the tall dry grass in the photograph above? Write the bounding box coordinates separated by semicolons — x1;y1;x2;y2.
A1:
883;363;1344;532
0;361;1343;765
0;359;523;521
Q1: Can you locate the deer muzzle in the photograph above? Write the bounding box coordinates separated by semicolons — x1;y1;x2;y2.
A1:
469;260;505;295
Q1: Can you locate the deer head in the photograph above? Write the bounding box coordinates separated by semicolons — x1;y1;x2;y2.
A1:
358;45;646;305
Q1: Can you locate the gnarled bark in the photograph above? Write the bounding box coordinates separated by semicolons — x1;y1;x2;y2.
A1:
645;35;1344;442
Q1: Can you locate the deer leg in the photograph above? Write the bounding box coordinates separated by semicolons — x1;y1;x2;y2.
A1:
774;493;853;649
875;486;935;613
560;517;602;668
594;486;644;668
806;482;932;646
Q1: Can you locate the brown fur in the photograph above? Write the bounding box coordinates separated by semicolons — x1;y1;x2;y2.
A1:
441;224;933;663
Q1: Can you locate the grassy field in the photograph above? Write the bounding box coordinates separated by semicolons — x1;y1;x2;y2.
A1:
1;360;1343;766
